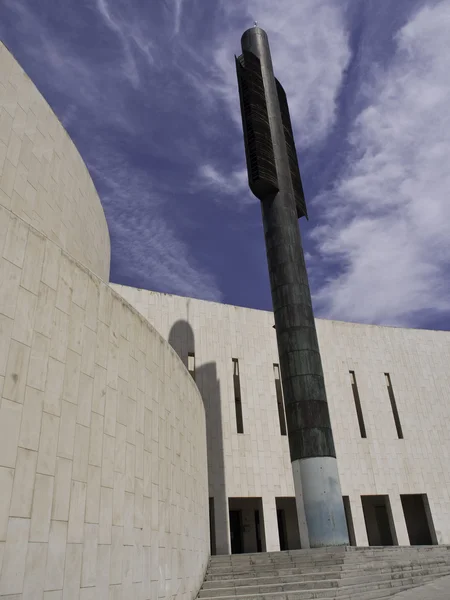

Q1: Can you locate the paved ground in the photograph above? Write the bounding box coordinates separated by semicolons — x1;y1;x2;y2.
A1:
393;575;450;598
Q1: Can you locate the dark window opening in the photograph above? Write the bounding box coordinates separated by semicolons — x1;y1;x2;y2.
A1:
401;494;437;545
343;496;356;546
188;353;195;380
209;498;216;554
229;498;266;554
385;373;403;439
350;371;367;438
361;495;398;546
233;359;244;433
277;509;288;550
276;497;301;550
274;364;287;435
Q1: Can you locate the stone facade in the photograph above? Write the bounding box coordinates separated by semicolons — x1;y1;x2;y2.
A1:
0;42;209;600
112;285;450;553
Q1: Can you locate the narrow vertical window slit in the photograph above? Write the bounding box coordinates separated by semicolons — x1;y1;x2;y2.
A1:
274;364;287;435
349;371;367;438
233;358;244;433
385;373;403;439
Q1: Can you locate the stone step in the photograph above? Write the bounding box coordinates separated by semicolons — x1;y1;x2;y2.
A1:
209;547;449;565
198;578;339;598
209;550;450;569
202;564;450;589
199;567;450;599
203;569;342;587
336;572;449;598
205;557;449;578
198;571;447;600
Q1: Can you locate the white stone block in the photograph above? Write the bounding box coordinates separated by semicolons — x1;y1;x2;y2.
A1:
49;308;69;364
77;372;93;427
85;465;101;525
0;466;14;541
9;447;37;517
98;487;113;545
3;215;28;268
0;398;22;468
81;523;98;588
52;457;72;521
19;385;44;450
96;544;111;597
62;349;81;405
22;542;47;600
92;364;106;416
67;480;86;543
30;473;54;542
44;357;65;416
73;423;89;483
37;412;60;476
0;312;13;377
68;302;85;355
44;592;62;600
3;339;30;403
11;286;37;347
45;520;67;591
62;543;82;600
57;400;77;460
35;283;56;339
112;472;126;527
101;434;114;489
20;228;45;295
109;526;123;586
0;517;30;595
104;386;117;437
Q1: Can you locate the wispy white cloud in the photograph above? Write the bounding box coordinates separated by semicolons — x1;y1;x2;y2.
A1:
197;164;252;203
94;0;154;88
310;2;450;326
174;0;184;35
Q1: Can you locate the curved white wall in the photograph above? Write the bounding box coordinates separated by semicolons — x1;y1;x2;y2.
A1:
0;43;210;598
112;285;450;552
0;42;110;281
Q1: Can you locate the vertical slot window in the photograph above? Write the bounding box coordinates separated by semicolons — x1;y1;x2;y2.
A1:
385;373;403;439
188;353;195;380
349;371;367;438
233;358;244;433
274;364;287;435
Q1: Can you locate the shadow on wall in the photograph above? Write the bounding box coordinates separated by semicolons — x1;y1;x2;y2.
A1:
169;320;228;555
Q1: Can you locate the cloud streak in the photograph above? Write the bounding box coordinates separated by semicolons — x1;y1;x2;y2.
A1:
310;2;450;326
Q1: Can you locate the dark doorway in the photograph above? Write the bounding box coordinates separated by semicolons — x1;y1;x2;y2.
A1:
401;494;437;545
362;495;397;546
229;498;266;554
276;497;301;549
343;496;356;546
255;510;262;552
229;510;243;554
277;509;288;550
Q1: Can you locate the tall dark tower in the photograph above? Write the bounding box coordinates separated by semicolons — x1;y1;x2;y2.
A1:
236;26;349;548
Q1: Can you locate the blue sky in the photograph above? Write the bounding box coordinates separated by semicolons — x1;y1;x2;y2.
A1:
1;0;450;329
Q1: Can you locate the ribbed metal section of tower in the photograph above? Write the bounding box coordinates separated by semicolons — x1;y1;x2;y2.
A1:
236;26;349;547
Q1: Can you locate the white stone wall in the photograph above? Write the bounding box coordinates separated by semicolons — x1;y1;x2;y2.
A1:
0;42;110;281
0;44;210;600
112;285;450;551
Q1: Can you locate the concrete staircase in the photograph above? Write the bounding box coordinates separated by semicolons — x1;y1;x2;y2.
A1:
198;546;450;600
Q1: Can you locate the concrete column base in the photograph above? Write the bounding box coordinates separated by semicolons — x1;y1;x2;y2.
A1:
293;456;349;548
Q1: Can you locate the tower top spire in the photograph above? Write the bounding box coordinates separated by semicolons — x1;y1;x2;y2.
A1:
254;20;258;27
